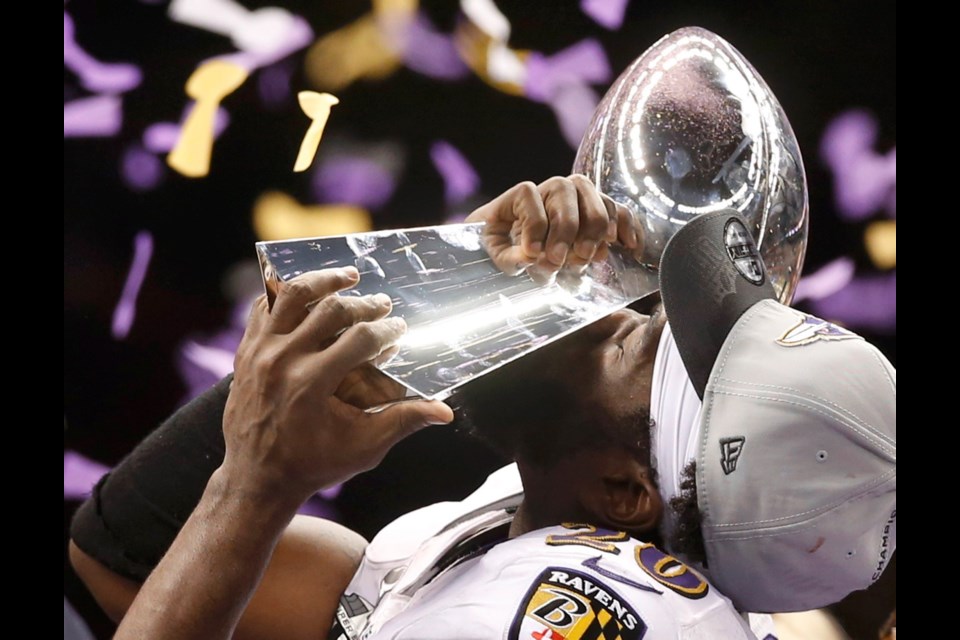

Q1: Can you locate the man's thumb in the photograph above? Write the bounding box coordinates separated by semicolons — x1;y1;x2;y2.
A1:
380;400;454;445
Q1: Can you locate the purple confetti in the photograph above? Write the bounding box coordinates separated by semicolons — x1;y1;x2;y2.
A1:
143;107;230;153
444;211;469;224
580;0;630;30
525;38;611;103
430;140;480;204
548;82;601;149
230;293;256;327
64;12;142;94
313;158;398;210
257;61;295;109
402;13;470;80
178;332;242;401
318;485;342;500
177;264;262;401
111;231;153;340
181;341;236;380
64;451;110;500
64;598;95;640
806;272;896;333
121;144;165;192
64;95;123;138
297;494;340;519
795;111;897;334
820;110;896;220
177;301;249;402
793;257;855;303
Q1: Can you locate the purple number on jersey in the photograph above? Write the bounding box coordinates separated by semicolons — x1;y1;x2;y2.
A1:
634;543;709;599
545;523;629;554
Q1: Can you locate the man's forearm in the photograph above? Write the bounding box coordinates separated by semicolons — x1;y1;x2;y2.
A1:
115;467;300;640
71;376;232;582
105;268;452;639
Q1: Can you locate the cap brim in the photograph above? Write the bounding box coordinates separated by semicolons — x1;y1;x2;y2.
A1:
659;210;776;398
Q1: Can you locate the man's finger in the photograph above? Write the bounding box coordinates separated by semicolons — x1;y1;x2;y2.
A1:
335;361;405;409
601;194;641;250
320;316;408;382
487;182;548;273
481;234;528;276
367;399;454;450
270;268;360;334
621;203;644;254
293;293;393;347
569;174;610;264
538;177;579;268
509;181;549;261
245;294;271;335
374;344;401;367
592;242;610;264
466;182;546;275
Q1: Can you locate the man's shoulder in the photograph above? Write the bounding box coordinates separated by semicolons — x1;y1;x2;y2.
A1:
339;464;756;639
369;525;754;640
488;524;726;613
365;463;523;564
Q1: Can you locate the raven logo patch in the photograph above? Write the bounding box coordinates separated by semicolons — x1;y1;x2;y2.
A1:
776;315;861;347
509;568;646;640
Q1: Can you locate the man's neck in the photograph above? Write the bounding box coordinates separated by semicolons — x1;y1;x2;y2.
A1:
510;462;597;538
508;500;537;538
508;495;597;538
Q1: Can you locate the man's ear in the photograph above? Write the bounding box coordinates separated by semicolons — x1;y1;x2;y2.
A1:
583;449;663;533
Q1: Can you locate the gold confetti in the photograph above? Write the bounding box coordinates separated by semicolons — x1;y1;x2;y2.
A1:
253;191;372;240
303;0;416;91
864;220;896;270
305;15;400;90
454;19;528;96
293;91;339;173
167;60;248;178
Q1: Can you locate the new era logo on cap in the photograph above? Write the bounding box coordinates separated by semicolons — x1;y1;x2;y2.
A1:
719;437;745;475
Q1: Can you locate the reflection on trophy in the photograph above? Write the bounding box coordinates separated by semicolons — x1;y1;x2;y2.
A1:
574;26;808;302
256;27;810;399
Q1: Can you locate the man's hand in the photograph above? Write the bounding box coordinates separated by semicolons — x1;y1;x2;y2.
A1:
223;266;454;507
466;175;642;276
113;266;449;640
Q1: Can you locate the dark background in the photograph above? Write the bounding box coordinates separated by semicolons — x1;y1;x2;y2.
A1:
64;1;896;637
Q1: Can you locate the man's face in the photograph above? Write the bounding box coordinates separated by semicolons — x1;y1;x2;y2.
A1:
539;303;667;421
454;301;667;473
506;303;669;538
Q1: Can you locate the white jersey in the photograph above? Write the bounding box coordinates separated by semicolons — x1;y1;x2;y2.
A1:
329;465;766;640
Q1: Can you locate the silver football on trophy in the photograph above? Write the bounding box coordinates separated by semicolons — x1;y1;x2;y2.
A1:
574;26;808;302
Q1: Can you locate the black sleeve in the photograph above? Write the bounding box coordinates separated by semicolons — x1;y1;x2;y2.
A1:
70;375;232;582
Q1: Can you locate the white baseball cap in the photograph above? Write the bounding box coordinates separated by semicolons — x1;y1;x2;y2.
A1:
653;209;896;613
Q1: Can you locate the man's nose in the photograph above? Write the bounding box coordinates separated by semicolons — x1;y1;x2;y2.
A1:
584;309;634;337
